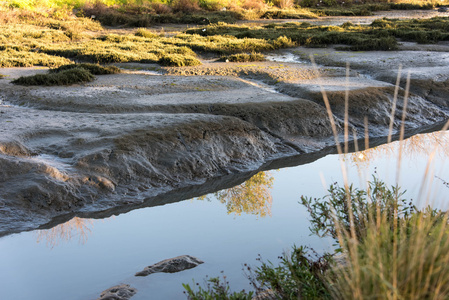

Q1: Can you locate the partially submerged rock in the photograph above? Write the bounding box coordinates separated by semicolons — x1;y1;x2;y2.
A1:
135;255;204;276
97;284;137;300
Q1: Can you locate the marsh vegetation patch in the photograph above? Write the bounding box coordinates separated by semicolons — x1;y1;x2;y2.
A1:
12;63;121;86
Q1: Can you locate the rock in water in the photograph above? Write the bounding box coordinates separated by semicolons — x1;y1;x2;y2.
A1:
135;255;204;276
97;284;137;300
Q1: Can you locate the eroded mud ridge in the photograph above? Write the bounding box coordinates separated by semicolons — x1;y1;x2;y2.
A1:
1;45;449;235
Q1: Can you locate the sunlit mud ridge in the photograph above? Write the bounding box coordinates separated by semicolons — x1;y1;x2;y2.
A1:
1;45;449;235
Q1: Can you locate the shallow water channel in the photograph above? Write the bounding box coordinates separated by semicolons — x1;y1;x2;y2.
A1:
1;130;449;300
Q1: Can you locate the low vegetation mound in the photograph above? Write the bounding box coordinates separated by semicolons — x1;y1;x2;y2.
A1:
188;17;449;51
49;63;121;75
12;63;120;86
12;68;95;86
221;52;265;62
1;1;448;68
2;0;445;29
158;54;202;67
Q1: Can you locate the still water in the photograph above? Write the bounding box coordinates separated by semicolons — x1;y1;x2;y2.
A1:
1;131;449;300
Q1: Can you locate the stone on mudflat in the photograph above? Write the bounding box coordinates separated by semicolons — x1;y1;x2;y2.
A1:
135;255;204;276
97;284;137;300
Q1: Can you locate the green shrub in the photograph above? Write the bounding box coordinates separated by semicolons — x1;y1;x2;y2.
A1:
261;8;318;19
253;246;332;299
347;36;398;51
183;275;254;300
12;67;95;86
390;2;434;10
49;63;121;75
300;178;412;241
135;28;158;38
271;35;296;48
221;52;265;62
158;54;202;67
0;49;71;68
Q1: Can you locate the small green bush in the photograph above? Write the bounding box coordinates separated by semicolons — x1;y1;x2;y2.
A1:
135;28;158;38
253;246;332;299
183;275;254;300
390;2;434;10
158;54;202;67
261;8;318;19
49;63;121;75
300;177;411;241
12;67;95;86
221;52;265;62
0;49;72;68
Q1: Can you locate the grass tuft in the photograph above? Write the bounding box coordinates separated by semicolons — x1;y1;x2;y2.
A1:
0;48;72;68
158;54;202;67
134;28;158;39
49;63;121;75
221;52;265;62
12;67;95;86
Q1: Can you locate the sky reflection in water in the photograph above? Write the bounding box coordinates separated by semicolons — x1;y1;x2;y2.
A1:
1;131;449;300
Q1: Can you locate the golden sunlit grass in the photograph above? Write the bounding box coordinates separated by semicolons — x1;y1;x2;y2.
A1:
310;57;449;299
2;0;449;69
186;58;449;299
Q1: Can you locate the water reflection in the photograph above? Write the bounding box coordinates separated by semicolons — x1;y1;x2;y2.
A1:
35;171;274;247
36;217;94;248
198;171;274;217
345;131;449;170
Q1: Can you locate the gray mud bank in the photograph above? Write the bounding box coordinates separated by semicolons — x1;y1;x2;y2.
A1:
1;45;449;236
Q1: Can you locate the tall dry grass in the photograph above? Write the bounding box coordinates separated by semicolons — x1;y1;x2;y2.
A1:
310;57;449;299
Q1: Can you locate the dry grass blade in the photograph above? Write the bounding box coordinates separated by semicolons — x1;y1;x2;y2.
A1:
344;62;350;154
325;61;449;300
388;64;402;144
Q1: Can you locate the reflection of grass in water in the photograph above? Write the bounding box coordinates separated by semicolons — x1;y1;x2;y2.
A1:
36;217;94;248
345;131;449;171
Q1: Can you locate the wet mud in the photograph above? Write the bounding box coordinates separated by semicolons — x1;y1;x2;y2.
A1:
1;25;449;235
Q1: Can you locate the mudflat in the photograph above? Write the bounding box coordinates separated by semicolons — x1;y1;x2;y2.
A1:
1;11;449;236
